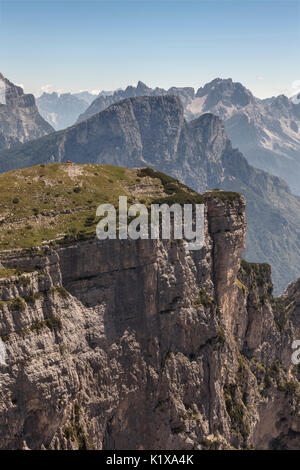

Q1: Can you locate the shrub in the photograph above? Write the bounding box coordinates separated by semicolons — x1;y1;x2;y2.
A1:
192;288;215;308
217;326;226;345
223;384;250;439
24;292;42;304
11;297;25;312
84;215;96;227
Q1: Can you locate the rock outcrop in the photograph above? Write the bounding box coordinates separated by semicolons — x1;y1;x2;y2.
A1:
0;192;299;450
0;73;54;149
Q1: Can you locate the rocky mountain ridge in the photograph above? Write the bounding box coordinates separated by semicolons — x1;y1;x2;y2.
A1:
77;78;300;195
291;92;300;105
189;78;300;195
0;73;54;150
76;80;195;123
36;92;90;131
0;95;299;294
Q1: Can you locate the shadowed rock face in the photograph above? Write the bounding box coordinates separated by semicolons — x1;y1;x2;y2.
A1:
76;78;300;196
76;80;195;123
0;194;298;450
0;94;299;294
0;73;54;150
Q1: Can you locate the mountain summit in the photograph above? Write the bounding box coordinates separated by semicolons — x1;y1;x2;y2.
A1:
0;73;54;150
76;81;195;123
36;92;90;130
75;78;300;195
186;78;300;195
194;77;254;108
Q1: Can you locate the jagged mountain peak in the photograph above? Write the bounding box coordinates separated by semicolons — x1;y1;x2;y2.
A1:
0;162;299;449
0;72;14;87
0;93;299;293
196;77;254;108
76;81;196;123
270;94;292;106
189;112;226;138
68;78;300;197
121;80;152;97
0;73;54;149
136;80;150;90
183;79;300;195
193;111;223;125
40;91;59;98
201;77;234;89
0;72;28;104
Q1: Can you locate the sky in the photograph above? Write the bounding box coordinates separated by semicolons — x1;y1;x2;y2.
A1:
0;0;299;98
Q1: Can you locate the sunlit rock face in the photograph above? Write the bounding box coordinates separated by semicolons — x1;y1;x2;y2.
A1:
0;194;298;450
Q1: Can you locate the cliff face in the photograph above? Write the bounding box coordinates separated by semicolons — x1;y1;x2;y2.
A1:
1;95;298;294
0;73;54;150
0;194;299;450
77;78;300;196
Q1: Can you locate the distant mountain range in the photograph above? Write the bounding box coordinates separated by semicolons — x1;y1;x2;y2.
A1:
76;79;300;195
0;94;299;294
291;92;300;105
0;73;54;149
36;92;93;130
72;91;99;104
36;90;117;130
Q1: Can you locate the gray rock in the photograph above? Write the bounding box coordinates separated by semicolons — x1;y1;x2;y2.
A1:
0;95;298;294
0;73;54;150
0;195;298;450
189;78;300;196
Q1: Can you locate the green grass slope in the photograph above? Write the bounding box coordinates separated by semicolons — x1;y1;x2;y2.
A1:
0;163;211;250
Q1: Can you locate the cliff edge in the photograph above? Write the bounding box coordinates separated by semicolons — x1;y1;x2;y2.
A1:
0;165;298;449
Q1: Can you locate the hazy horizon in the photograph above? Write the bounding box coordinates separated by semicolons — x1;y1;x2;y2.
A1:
1;0;299;99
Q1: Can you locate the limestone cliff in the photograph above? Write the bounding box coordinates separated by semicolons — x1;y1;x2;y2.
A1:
0;73;54;150
0;191;299;450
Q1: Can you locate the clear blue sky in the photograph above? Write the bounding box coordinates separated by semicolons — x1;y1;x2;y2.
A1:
0;0;299;98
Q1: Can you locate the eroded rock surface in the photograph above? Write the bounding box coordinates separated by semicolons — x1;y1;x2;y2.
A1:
0;73;53;150
0;194;299;450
